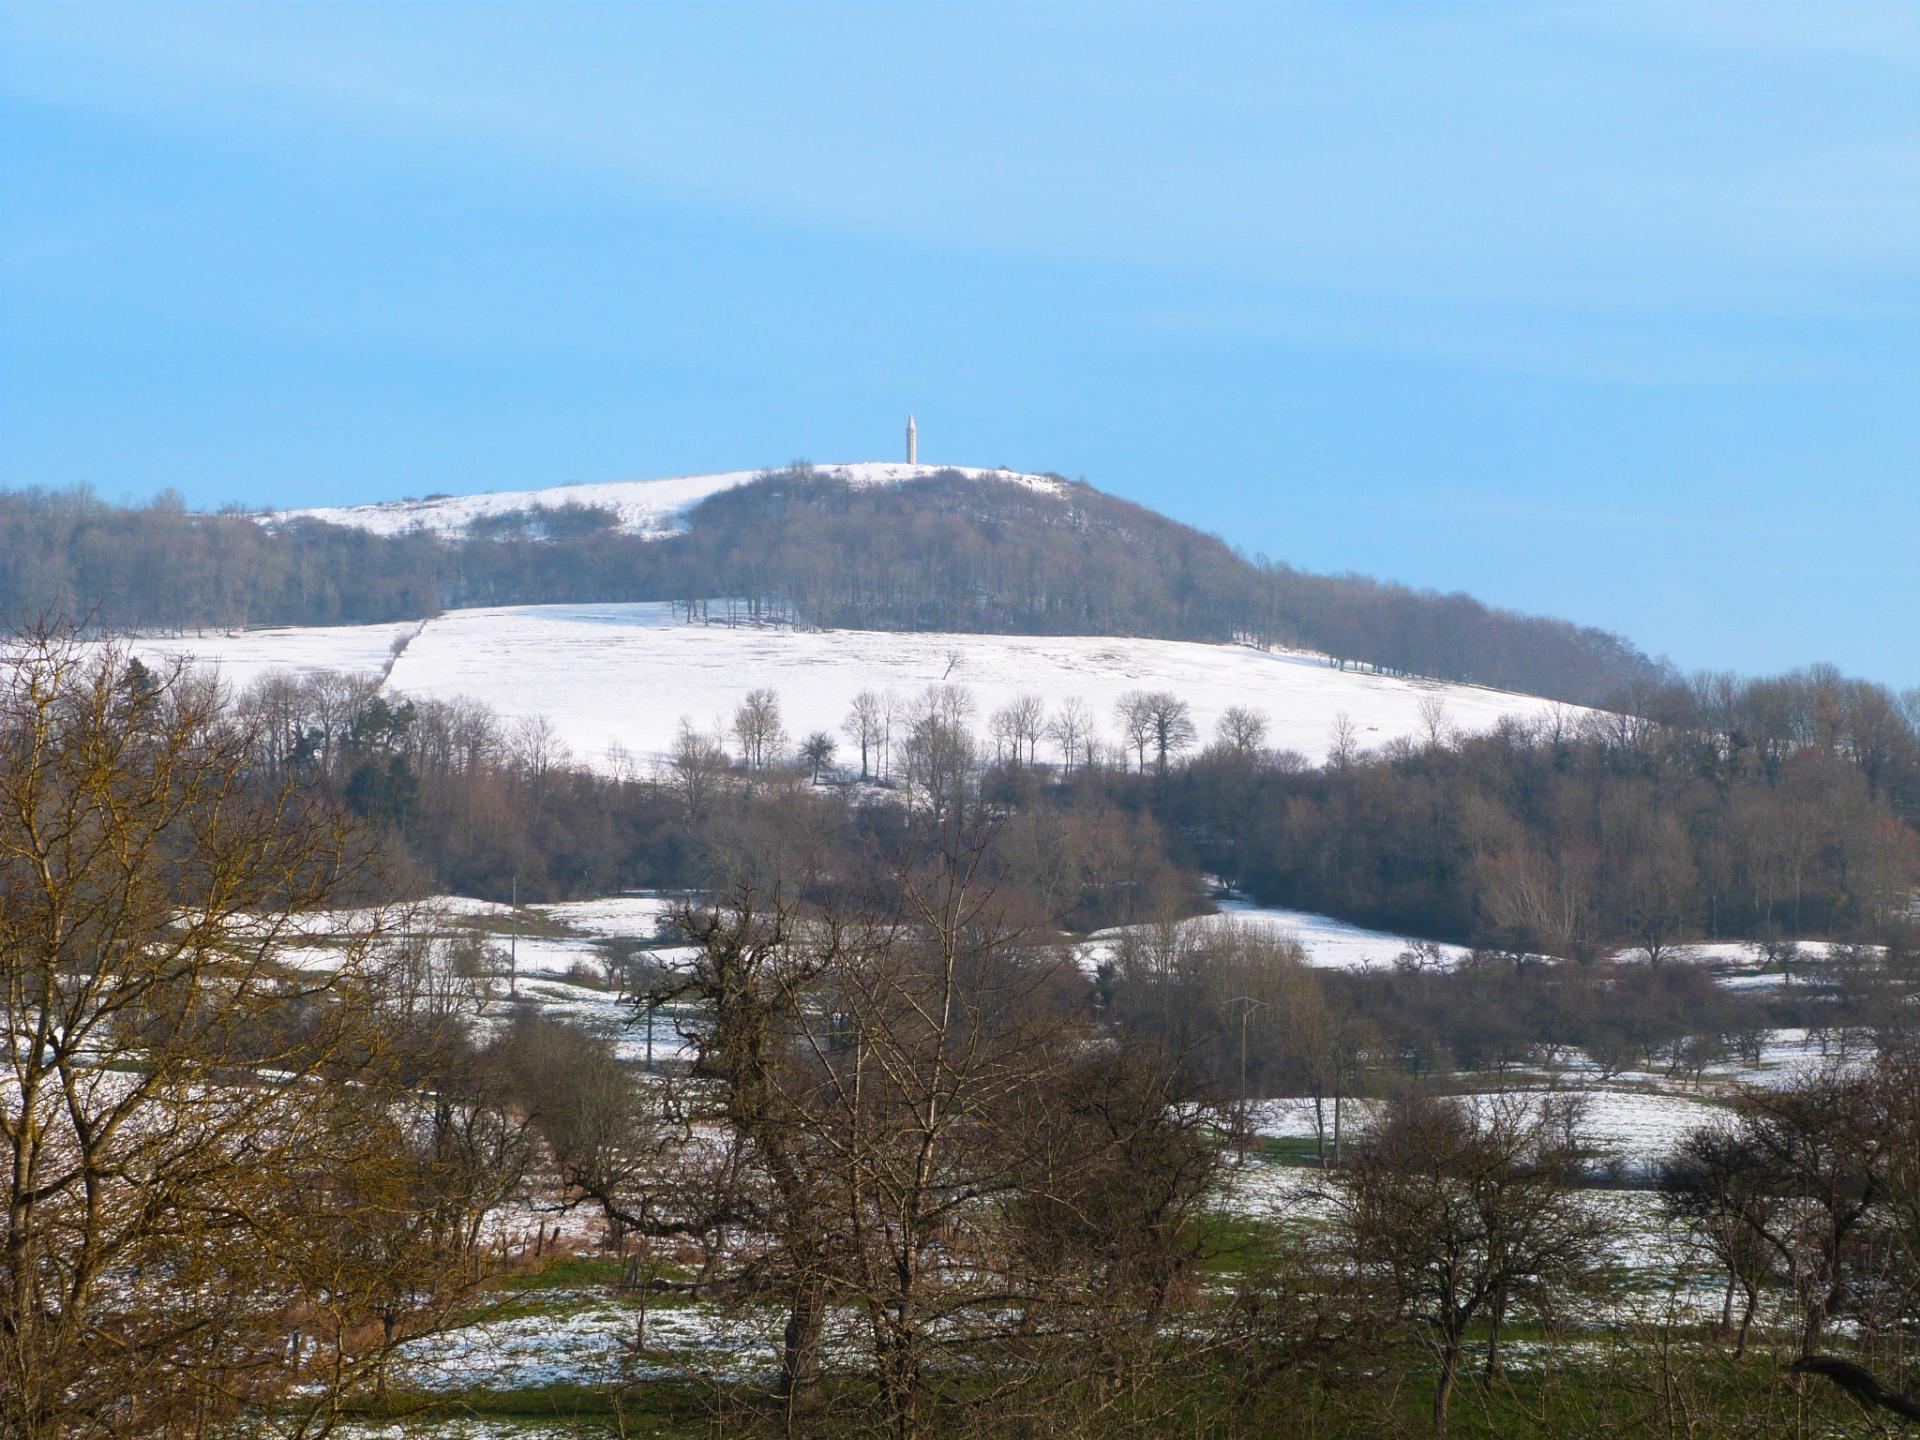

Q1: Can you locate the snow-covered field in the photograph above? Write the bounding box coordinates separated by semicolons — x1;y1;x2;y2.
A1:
136;600;1586;771
1251;1087;1726;1165
264;461;1064;539
396;1294;775;1393
126;618;423;692
1214;895;1472;969
1083;895;1472;973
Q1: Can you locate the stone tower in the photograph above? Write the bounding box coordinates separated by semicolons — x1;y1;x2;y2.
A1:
906;414;918;465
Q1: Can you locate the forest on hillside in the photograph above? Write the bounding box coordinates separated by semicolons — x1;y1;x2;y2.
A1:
0;469;1659;705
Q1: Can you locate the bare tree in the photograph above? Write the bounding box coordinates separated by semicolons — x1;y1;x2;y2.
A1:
1661;1123;1779;1356
1611;812;1699;964
1480;844;1599;963
508;711;570;781
1334;1091;1614;1434
844;689;886;779
667;716;730;822
988;701;1023;767
1046;696;1094;775
1328;710;1360;770
1416;695;1452;750
1006;693;1047;766
1115;691;1155;774
1675;1060;1896;1357
0;629;476;1435
1215;704;1269;756
1139;691;1198;776
900;694;979;826
877;688;899;783
733;686;787;770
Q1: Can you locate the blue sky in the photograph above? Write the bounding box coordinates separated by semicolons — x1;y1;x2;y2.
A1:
3;3;1916;683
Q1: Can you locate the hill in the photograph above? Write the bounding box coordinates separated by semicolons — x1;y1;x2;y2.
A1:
0;463;1662;705
128;600;1586;771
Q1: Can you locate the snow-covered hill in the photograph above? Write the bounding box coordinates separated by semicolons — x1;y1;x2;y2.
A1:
131;601;1588;770
264;462;1064;539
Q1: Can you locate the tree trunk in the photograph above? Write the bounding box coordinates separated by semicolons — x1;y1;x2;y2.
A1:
778;1277;827;1425
1433;1343;1459;1435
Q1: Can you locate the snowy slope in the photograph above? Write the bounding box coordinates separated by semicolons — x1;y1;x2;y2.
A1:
264;462;1063;539
120;619;423;691
135;600;1587;770
1082;900;1473;973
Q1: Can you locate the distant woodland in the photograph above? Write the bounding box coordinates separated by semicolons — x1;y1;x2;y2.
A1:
0;469;1657;704
244;656;1915;958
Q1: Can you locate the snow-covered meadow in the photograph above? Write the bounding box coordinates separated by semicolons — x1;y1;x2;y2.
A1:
133;600;1587;771
1081;899;1472;973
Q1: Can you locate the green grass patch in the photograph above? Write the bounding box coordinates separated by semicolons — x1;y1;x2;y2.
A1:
495;1255;633;1293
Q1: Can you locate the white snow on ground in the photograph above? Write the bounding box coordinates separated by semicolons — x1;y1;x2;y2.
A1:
1493;1088;1725;1162
127;620;421;693
1084;899;1470;973
256;891;703;1065
1251;1088;1726;1166
532;894;680;940
395;1296;774;1392
1609;939;1878;971
264;461;1065;540
143;600;1586;771
1213;895;1472;969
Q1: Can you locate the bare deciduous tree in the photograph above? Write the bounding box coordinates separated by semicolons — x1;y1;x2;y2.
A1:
1115;691;1155;774
508;711;570;781
1046;696;1094;775
1139;692;1198;776
1415;695;1452;750
844;689;886;780
1216;704;1269;756
1334;1091;1614;1434
733;687;787;770
667;716;730;821
1328;710;1360;770
0;629;481;1436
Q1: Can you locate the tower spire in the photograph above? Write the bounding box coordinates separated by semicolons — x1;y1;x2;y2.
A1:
906;413;918;465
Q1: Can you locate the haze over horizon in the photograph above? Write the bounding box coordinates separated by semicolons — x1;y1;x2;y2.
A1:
3;3;1916;684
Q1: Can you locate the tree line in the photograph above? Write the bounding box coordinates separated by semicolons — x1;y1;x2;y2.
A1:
215;645;1920;968
1158;665;1920;954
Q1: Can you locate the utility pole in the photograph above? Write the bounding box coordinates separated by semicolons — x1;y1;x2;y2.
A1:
1227;995;1267;1165
509;874;519;998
